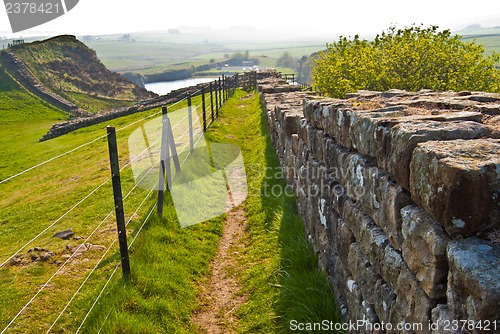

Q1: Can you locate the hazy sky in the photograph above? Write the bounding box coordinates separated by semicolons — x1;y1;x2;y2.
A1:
1;0;500;38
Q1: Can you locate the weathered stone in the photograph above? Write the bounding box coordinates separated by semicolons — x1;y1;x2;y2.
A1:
381;120;489;190
264;86;500;330
410;139;500;236
343;199;389;275
70;243;106;254
39;251;53;262
401;205;450;299
431;305;466;334
283;112;300;137
347;243;380;305
349;108;483;159
447;238;500;323
343;152;411;250
53;229;74;240
314;130;326;162
344;277;365;329
372;279;397;325
394;264;435;332
485;115;500;138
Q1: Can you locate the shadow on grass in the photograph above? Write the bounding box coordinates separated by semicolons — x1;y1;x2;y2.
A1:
258;102;342;333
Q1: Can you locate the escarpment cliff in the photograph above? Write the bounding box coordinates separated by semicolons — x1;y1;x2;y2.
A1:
0;35;157;116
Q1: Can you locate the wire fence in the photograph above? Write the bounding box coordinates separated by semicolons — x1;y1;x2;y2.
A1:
0;71;260;333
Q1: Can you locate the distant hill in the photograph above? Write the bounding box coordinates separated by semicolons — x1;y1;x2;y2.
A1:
0;35;157;115
457;26;500;58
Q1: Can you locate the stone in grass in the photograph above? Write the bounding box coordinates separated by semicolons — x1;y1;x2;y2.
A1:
410;139;500;236
53;229;74;240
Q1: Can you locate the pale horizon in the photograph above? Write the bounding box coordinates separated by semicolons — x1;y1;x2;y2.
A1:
1;0;500;40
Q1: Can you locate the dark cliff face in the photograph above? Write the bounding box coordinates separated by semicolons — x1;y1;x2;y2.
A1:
3;35;157;114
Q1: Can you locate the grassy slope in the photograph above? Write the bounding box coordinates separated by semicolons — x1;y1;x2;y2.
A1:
0;68;209;332
202;91;340;333
71;90;340;333
1;79;340;332
0;66;68;178
7;36;155;114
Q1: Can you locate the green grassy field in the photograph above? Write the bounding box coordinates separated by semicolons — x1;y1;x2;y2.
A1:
461;27;500;60
82;32;326;75
0;63;339;333
79;27;500;76
0;67;211;332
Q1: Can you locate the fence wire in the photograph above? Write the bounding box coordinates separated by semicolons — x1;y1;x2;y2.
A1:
1;71;253;333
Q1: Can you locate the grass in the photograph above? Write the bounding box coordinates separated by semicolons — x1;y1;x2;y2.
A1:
4;36;154;114
0;74;339;332
83;35;326;76
0;71;209;332
203;90;341;333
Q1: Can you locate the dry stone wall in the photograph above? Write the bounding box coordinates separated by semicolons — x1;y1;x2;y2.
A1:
0;50;90;117
259;77;500;333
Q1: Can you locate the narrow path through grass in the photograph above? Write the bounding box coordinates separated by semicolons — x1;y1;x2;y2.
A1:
192;206;248;333
201;90;341;333
26;89;340;333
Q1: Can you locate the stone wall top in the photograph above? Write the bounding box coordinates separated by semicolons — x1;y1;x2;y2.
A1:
303;89;500;238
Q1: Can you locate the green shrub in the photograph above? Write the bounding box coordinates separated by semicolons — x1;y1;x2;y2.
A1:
312;25;500;98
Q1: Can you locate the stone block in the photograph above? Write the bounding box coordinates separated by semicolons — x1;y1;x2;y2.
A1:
343;199;389;275
283;112;300;137
349;108;483;159
323;139;412;249
347;243;380;305
410;139;500;236
447;238;500;323
401;205;450;299
372;279;397;325
381;120;489;191
394;264;435;332
334;217;354;269
485;115;500;138
431;305;466;334
332;107;356;149
314;130;326;162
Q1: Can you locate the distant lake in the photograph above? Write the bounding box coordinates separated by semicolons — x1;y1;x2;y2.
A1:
145;77;217;95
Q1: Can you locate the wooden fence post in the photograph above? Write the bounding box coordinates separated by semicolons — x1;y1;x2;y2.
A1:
210;81;215;123
224;75;228;102
106;126;131;279
202;87;207;132
188;94;194;152
215;79;219;118
218;77;222;116
225;76;228;101
221;75;225;102
157;107;169;216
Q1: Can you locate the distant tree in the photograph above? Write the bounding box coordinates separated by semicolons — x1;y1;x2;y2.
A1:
313;25;500;98
276;51;298;69
297;54;316;84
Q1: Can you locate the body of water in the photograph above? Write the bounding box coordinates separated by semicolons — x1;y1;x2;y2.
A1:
145;77;217;95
